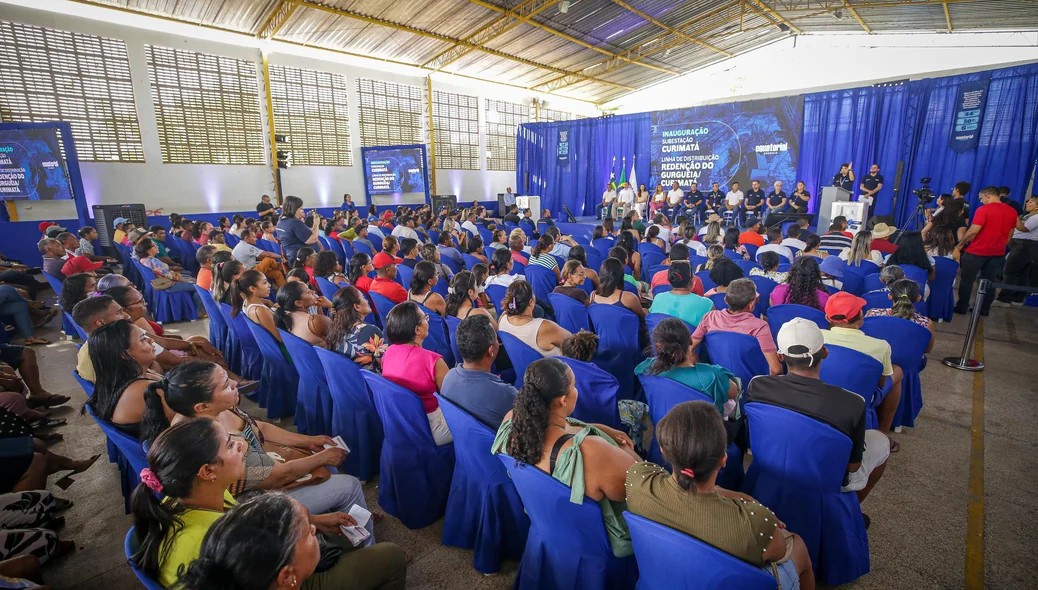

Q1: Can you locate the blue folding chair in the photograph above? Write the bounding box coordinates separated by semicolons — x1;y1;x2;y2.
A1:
839;268;866;296
584;248;604;274
125;527;165;590
353;240;373;257
315;276;341;299
651;284;672;296
743;403;870;586
313;348;383;481
416;303;454;366
44;273;81;337
766;303;828;340
559;357;622;429
444;315;464;369
644;314;696;355
65;313;89;342
510;260;527;276
486;285;507;316
862;316;931;429
588;303;643;396
820;344;884;430
637;374;743;490
222;304;260;382
525;265;557;310
394;264;413;289
862;273;884;292
278;329;332;436
361;372;455;529
438;395;528;574
431;277;449;298
641;251;666;273
243;316;299;421
86;405;148;514
132;259;197;323
928;257;958;322
325;237;347;265
442;257;461;275
735;259;759;275
748;275;778;316
194;285;228;360
548;293;590;334
862;291;892;312
497;455;638;590
625;512;775;590
461;253;482;271
703;332;769;397
695;270;716;292
499;331;544;390
592;238;614;258
368;292;396;330
899;264;930;291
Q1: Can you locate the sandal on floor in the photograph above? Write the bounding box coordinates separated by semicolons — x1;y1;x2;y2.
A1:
27;394;72;409
22;337;51;346
889;440;901;453
36;432;64;443
70;454;101;476
32;309;60;328
33;417;67;429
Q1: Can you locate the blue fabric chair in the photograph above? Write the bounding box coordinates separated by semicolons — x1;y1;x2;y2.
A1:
651;284;672;296
431;277;449;298
325;237;347;265
862;316;931;429
641;251;666;273
695;270;716;292
637;374;743;490
85;405;148;514
194;285;228;359
899;264;930;291
114;245;146;292
353;240;373;256
394;264;413;289
486;285;507;316
416;303;454;366
444;315;464;369
839;269;866;296
856;260;881;276
499;331;544;390
624;512;775;590
222;304;260;382
559;357;622;429
525;265;557;310
703;332;768;397
66;313;89;342
584;248;604;274
735;259;759;275
442;257;461;275
766;303;828;340
622;281;638;295
461;253;482;270
125;527;165;590
132;259;197;323
313;348;383;481
709;293;729;312
497;455;638;590
862;291;892;312
369;292;396;330
548;293;590;334
862;273;884;292
243;316;298;421
928;257;958;322
315;276;341;299
743;403;870;586
644;313;696;355
44;273;81;337
588;304;643;396
278;329;332;436
360;372;454;529
510;260;527;276
722;249;743;262
592;238;614;258
820;344;884;430
437;395;528;573
748;275;778;316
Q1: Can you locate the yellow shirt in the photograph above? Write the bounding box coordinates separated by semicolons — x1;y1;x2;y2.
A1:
158;491;236;588
76;342;95;382
113;229;126;244
213;244;233;253
822;326;893;376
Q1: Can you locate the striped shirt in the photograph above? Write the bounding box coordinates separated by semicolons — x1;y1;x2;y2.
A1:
819;232;852;250
528;253;558;270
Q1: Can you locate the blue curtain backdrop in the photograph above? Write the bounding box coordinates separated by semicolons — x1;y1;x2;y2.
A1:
517;62;1038;228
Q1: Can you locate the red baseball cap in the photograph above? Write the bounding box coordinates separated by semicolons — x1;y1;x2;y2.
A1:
372;252;396;270
825;292;867;323
38;221;58;233
62;255;104;276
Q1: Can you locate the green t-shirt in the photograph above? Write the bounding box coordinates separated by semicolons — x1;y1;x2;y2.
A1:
648;292;714;328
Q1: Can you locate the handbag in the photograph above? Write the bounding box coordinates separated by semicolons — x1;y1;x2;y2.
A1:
150;277;174;290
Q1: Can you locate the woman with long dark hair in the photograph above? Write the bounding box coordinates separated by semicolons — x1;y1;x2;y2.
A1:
312;250;348;287
210;259;244;305
326;286;386;372
445;270;496;327
770;256;830;310
590;258;645;319
923;225;957;258
59;273;96;315
617;231;642;280
528;235;561;281
491;358;639;557
408;260;447;316
466;235;489;265
87;319;166;436
865;278;935;351
273;281;331;347
499;281;569;357
348;252;374;293
722;227;750;260
484;248;521;289
799;233;824;259
886;230;935;281
293;247;318;282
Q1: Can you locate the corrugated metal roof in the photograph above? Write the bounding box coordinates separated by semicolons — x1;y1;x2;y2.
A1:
76;0;1038;103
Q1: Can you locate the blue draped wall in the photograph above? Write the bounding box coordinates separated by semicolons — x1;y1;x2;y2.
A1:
517;62;1038;227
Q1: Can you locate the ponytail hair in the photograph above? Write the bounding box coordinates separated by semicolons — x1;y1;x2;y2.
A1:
532;234;554;258
348;253;370;284
446;270;476;317
647;318;692;373
489;247;512;275
294;247;315;270
889;278;920;321
409;260;437;295
507;358;573;465
130;418;223;579
656;401;727;492
503;279;534;316
212;260;244;305
140;361;221;444
229;270;264;317
274;281;308;331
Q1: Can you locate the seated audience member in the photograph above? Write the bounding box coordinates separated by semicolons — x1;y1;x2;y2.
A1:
750;251;788;283
86;319;166;436
488;228;508;250
508;230;529;266
822;293;904;449
293;247;318;284
285;270;332;315
176;491;407;590
636;319;738;418
421;243;454;282
696;244;724;273
0;289;57;346
617;232;643;280
408;260;447;316
885;230;935;283
626;401;815;590
770;257;830;310
232;270;285;348
642;225;667;252
782;224;808;251
738;217;766;248
865;279;935;351
499;281;569;357
177;219;194;243
73;295;133;383
260;220;279;243
466;236;490;265
722;227;750;260
692;278;783;375
819;218;853;250
381;302;452;445
756;226;794;262
0;333;69;417
210;259;244;305
749;317;890;509
274;281;331;347
312;250;348;288
399;238;421;269
136;238;195;292
349;253;374;293
797;217;817;242
446;270;497;325
868;222;898;254
650;243;705;294
326;285;386;373
369;252;409;305
591;258;646;320
441;314;517;429
350;222;377;253
567;245;600;288
554;260;590;305
491;358;639;557
528;235;562;280
233;229;285;288
2;405;98;502
59;272;97;315
819;256;845;290
560;330;599;362
649;262;714;328
485;248;522;289
840;231;884;267
437;232;466;270
194;245;218;291
704;257;744;297
57;231;113;267
545;226;576;259
382;235;403;261
193;222;214;246
799;234;826;259
76;225;117;265
38;237;102;278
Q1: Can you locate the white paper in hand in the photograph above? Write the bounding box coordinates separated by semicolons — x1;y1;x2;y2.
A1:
348;504;371;528
323;436;350;453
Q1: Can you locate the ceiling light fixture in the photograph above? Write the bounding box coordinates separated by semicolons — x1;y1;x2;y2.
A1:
833;10;844;20
559;1;570;14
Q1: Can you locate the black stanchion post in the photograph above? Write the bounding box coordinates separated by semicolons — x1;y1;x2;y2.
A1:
943;279;987;372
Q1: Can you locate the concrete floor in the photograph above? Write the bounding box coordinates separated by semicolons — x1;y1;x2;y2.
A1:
23;297;1038;589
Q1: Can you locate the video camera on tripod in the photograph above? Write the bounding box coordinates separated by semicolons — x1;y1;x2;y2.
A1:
912;177;936;205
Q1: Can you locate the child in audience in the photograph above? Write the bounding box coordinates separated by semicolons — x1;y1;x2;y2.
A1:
274;281;331;347
703;258;744;297
865;278;935;351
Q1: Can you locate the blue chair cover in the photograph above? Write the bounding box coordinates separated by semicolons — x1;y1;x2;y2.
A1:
641;251;666;273
548;293;590;334
85;405;148;514
722;249;743;262
444;315;464;369
622;282;638;295
496;455;638;590
353;240;373;256
315;276;341;299
748;276;778;316
862;291;892;312
525;265;557;309
584;248;604;274
703;332;768;397
839;269;866;296
416;303;454;366
486;285;507;316
744;244;759;260
256;238;280;254
461;253;482;270
855;260;880;275
360;372;454;529
313;348;383;481
644;314;696;355
637;374;743;490
66;313;89;342
709;293;729;311
132;259;197;323
695;270;716;291
498;331;543;390
587;304;643;396
368;292;396;330
928;257;958;322
735;259;759;275
592;238;614;258
510;260;526;276
431;278;449;298
243;316;299;421
559;357;621;429
442;257;461;275
325;237;347;265
437;395;528;573
899;264;930;291
651;284;672;296
624;512;775;590
743;403;870;586
194;285;227;358
820;344;884;430
222;304;260;381
862;273;884;292
394;264;413;289
277;329;332;436
862;316;930;428
766;303;828;341
125;527;165;590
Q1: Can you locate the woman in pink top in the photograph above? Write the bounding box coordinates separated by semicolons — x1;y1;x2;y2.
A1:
381;301;452;445
769;257;830;311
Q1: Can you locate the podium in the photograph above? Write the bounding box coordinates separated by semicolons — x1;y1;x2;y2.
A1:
818;186;851;233
516;196;541;219
831;201;868;236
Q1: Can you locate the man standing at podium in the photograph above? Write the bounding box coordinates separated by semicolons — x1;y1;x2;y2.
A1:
833;163;854;192
859;164;884;218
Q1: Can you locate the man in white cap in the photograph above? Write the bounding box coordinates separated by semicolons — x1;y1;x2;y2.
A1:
747;318;890;517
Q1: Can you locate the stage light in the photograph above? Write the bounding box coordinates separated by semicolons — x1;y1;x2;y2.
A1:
559;1;570;14
276;150;293;169
779;24;790;32
833;10;844;20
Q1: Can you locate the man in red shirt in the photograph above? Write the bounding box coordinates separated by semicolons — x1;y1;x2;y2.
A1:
738;216;766;248
954;185;1018;316
369;251;409;305
868;223;898;255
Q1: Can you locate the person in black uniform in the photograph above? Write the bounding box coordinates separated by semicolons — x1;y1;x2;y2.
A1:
705;182;724;215
683;182;704;222
789;181;811;215
766;180;788;214
859;164;884;218
745;180;765;217
833;163;854;192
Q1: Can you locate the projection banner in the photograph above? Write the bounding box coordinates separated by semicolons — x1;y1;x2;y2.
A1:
361;144;430;206
0;127;73;200
949;78;989;153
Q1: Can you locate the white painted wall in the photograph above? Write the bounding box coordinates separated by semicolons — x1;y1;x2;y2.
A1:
1;0;598;219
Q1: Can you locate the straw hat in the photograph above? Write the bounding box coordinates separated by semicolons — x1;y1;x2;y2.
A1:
871;223;895;239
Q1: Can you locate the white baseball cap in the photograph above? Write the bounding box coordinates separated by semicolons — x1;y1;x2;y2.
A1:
776;318;825;361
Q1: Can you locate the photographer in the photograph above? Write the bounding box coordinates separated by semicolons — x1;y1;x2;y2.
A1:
276;196;323;265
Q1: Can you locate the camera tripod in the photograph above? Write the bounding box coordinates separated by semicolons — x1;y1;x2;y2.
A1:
904;201;930;232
